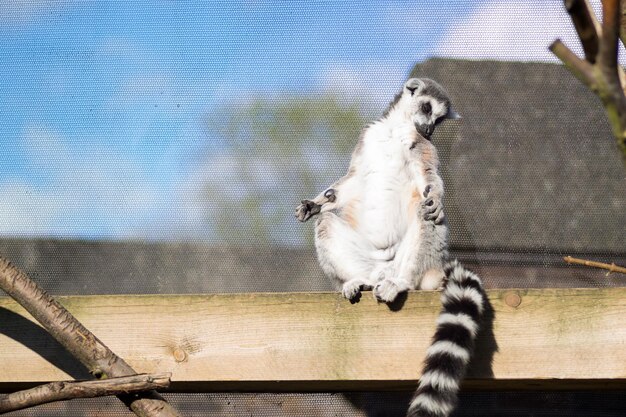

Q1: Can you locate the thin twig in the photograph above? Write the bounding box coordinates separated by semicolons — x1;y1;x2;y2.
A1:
0;257;182;417
0;373;171;414
563;255;626;275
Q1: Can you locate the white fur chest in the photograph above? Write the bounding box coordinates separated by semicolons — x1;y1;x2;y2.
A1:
354;120;426;250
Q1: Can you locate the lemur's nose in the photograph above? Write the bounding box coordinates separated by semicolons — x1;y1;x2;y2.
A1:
420;124;434;137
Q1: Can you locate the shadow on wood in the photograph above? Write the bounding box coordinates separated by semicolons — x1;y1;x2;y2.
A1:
0;307;90;385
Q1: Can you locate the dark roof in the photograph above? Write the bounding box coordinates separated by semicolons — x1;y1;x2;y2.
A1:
410;59;625;253
0;238;622;295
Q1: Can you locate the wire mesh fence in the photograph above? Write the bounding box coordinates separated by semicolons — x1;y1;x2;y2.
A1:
0;1;625;416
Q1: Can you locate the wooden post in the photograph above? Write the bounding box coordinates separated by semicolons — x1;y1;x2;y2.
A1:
1;290;626;391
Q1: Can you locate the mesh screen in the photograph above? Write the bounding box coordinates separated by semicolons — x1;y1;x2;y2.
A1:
0;1;625;416
7;392;626;417
0;2;623;295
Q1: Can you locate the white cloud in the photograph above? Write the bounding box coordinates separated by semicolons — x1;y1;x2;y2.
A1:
436;0;607;62
0;126;167;239
317;62;407;113
0;180;60;236
0;0;73;27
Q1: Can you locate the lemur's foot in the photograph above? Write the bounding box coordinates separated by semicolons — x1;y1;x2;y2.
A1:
374;279;401;303
342;279;367;301
438;275;448;291
295;200;321;222
421;185;445;224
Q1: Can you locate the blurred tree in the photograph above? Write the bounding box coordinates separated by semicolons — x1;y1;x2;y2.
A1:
202;94;370;246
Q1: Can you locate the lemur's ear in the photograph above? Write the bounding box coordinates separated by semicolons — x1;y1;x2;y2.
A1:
404;78;423;95
446;109;462;120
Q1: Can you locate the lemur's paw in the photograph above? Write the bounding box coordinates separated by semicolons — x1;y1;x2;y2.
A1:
342;280;363;300
421;185;445;224
422;198;444;224
374;279;400;303
295;199;321;222
295;189;336;222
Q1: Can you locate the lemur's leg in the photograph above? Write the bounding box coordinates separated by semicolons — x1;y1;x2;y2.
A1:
414;188;449;290
373;185;449;302
372;220;418;302
315;212;376;300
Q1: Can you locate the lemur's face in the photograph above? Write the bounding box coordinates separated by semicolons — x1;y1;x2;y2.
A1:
403;78;460;139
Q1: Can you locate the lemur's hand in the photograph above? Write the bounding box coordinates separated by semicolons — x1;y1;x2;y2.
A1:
295;200;321;222
295;189;336;223
421;185;445;224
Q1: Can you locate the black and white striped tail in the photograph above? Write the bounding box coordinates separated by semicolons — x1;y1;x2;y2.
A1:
407;260;485;417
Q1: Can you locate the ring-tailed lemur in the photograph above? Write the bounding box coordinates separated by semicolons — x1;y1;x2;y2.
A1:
296;78;485;417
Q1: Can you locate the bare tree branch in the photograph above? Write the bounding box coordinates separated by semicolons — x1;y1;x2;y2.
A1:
619;1;626;46
600;0;620;69
552;0;626;165
599;0;626;159
0;373;171;414
0;257;182;417
563;255;626;275
565;0;601;62
549;40;596;87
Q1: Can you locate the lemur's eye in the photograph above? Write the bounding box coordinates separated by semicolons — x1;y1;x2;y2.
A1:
421;102;432;115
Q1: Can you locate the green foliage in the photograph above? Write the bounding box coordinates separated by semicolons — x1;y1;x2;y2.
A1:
203;94;369;246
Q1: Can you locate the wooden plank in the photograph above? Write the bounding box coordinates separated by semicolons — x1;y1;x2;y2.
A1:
0;289;625;392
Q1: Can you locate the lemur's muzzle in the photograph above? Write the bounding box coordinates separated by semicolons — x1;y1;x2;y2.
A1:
417;123;434;138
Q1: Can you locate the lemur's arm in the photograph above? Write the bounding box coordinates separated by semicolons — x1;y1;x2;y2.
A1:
415;141;445;224
294;170;358;222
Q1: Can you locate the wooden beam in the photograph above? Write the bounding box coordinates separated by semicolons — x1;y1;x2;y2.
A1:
0;289;625;392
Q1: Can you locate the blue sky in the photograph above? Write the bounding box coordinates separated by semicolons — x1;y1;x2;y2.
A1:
0;0;583;241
